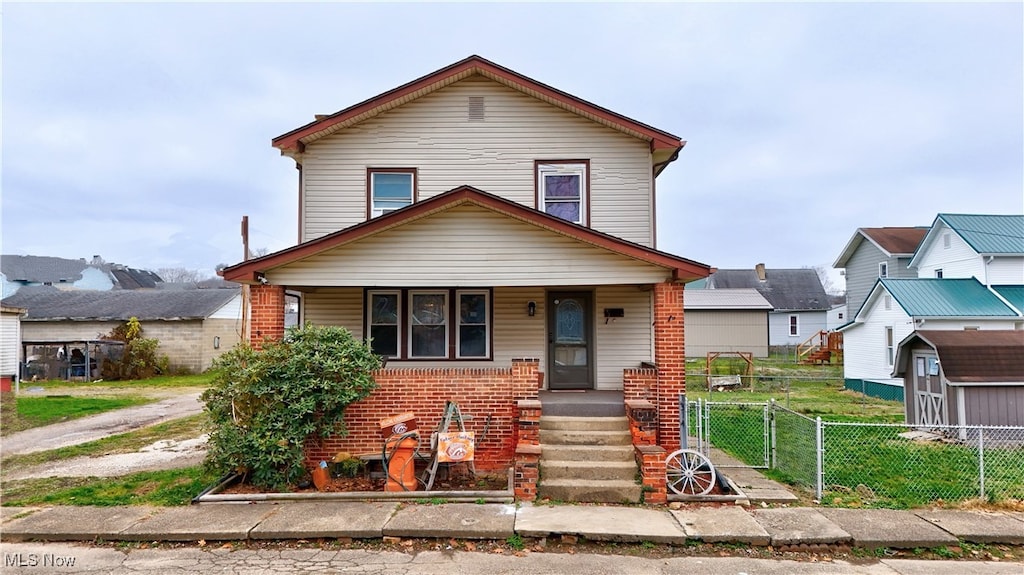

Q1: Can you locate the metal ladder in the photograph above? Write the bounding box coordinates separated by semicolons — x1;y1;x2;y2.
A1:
420;401;475;490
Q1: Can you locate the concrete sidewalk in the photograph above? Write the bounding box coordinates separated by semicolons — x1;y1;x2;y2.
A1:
1;391;204;456
3;503;1022;551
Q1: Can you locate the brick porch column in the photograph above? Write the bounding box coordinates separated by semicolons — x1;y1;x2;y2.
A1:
249;284;286;349
654;280;685;451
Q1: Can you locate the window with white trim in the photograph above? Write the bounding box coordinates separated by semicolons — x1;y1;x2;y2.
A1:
934;269;943;278
369;169;415;218
788;315;799;337
878;262;888;278
537;162;587;225
885;326;894;366
365;288;492;360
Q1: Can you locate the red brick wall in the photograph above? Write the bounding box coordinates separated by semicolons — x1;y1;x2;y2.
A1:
249;285;286;349
305;359;540;472
623;368;657;402
654;281;685;451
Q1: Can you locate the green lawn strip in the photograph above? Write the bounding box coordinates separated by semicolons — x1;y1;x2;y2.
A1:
22;371;216;390
1;414;208;472
1;466;215;507
2;395;154;435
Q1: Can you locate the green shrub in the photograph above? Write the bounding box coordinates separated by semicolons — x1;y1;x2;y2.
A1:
201;323;382;489
100;317;169;380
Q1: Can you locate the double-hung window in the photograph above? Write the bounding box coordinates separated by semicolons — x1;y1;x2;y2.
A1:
885;326;895;366
409;291;448;358
536;161;588;225
788;315;799;337
366;288;491;360
368;169;416;218
878;262;888;278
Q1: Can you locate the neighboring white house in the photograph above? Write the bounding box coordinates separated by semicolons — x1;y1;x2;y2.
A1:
826;304;848;331
909;214;1024;285
839;279;1022;400
1;305;26;391
835;213;1024;401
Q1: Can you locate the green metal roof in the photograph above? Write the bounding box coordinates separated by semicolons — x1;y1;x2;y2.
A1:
939;214;1024;254
881;278;1020;317
992;285;1024;313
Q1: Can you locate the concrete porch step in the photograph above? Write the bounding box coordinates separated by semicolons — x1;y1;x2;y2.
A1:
538;429;631;446
541;460;638;481
539;416;629;431
537;479;642;504
540;444;635;462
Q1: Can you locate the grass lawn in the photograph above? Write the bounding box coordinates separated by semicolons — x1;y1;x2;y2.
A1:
1;395;152;435
1;414;211;507
1;466;216;507
1;372;215;436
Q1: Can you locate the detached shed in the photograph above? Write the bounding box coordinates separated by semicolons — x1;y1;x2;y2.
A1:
893;330;1024;429
684;288;773;358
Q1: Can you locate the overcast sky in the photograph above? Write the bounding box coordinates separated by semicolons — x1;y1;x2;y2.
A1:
3;2;1022;290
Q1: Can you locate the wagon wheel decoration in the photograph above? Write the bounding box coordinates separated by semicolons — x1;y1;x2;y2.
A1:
665;449;717;495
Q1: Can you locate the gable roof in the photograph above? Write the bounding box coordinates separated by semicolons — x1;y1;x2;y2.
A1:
2;287;239;322
1;255;163;290
271;55;685;174
909;214;1024;268
220;186;710;283
706;268;830;311
833;227;928;268
871;278;1021;318
894;330;1024;383
684;288;773;310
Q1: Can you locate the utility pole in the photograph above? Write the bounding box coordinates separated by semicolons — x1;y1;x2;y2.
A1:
240;216;251;346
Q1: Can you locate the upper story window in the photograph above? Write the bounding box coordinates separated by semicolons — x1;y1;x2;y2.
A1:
368;168;416;218
878;262;888;278
536;161;589;225
934;269;944;278
942;233;951;249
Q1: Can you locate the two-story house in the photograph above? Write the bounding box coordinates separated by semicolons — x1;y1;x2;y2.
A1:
832;227;928;316
220;56;710;499
837;214;1024;400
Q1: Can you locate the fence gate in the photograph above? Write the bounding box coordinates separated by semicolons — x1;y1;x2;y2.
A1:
684;397;771;469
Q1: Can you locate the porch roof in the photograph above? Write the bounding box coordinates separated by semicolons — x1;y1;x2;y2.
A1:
220;186;710;285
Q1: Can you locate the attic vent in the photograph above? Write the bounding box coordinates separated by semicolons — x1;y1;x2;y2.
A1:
468;96;485;121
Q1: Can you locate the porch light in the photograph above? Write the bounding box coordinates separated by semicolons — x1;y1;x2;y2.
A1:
527;301;536;317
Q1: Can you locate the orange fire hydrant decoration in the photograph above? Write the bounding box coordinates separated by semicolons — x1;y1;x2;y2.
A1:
379;412;419;492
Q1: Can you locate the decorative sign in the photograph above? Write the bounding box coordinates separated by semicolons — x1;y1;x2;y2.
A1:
379;412;418;438
437;432;475;463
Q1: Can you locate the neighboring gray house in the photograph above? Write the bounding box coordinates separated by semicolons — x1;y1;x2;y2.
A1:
893;330;1024;430
1;255;161;297
684;288;772;358
833;227;928;316
704;265;831;348
2;286;242;375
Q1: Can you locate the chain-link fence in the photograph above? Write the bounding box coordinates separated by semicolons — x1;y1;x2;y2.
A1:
688;397;1024;507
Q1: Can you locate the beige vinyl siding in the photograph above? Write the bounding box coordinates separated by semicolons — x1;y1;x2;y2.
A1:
685;310;769;358
302;288;364;338
301;76;655;246
594;285;652;390
269;205;671;287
